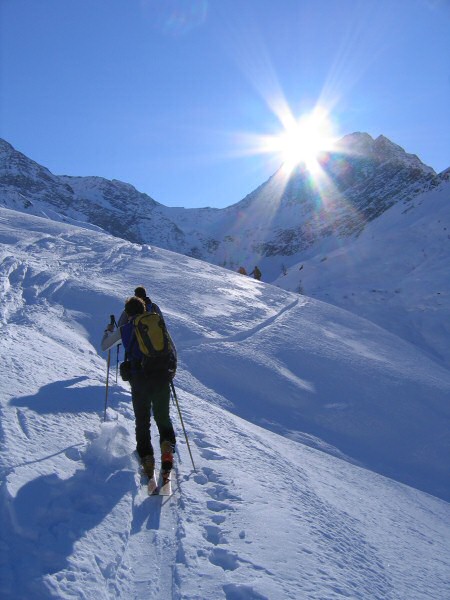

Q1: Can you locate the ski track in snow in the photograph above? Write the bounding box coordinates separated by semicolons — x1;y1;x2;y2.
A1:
104;413;182;599
177;296;302;349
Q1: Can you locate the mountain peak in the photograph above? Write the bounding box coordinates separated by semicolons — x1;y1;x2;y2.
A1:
0;138;14;152
373;134;434;173
341;131;374;143
336;132;434;174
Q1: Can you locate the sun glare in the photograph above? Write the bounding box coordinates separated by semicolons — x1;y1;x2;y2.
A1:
268;108;337;174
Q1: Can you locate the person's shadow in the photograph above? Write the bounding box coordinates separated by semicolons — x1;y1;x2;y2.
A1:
9;376;113;415
2;377;140;598
0;442;136;598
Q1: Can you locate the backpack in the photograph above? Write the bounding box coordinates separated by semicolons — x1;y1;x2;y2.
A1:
133;311;174;374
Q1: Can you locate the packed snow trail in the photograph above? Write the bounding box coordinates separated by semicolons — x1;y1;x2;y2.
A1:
1;207;450;598
98;423;181;599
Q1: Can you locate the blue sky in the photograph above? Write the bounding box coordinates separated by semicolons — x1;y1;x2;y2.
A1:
1;0;449;208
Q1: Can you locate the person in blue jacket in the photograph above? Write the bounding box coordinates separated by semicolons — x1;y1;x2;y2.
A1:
102;295;176;478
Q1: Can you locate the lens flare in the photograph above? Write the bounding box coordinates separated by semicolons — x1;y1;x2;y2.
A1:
266;108;338;175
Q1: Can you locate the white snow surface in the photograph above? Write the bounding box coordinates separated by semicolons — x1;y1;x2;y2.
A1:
273;179;450;368
0;207;449;599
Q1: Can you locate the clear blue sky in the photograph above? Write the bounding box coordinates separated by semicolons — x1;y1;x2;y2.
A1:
1;0;449;208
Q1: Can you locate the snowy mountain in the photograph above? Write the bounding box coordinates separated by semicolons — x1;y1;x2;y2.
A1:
1;135;449;368
1;207;449;599
273;174;450;367
0;133;442;266
0;134;444;273
217;133;439;274
0;138;186;247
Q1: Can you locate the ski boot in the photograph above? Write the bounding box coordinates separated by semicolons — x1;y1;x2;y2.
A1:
141;454;155;478
160;441;174;484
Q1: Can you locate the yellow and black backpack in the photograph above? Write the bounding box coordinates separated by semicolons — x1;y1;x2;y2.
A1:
133;309;174;374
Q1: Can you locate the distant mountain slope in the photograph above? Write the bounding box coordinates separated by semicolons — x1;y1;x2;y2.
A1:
1;136;449;369
274;175;450;367
0;134;443;274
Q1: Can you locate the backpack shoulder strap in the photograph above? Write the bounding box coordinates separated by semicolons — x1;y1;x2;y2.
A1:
121;319;141;360
147;301;164;319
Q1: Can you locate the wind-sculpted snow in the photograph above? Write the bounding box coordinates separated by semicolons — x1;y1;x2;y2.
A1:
0;207;449;599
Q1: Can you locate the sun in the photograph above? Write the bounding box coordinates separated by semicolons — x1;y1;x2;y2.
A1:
269;108;337;174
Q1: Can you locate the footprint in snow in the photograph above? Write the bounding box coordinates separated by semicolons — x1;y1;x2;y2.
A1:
193;472;209;485
193;434;216;449
203;466;222;481
223;583;269;600
206;485;241;503
203;524;228;546
200;448;226;461
206;499;234;513
194;466;227;486
203;466;228;484
208;547;240;571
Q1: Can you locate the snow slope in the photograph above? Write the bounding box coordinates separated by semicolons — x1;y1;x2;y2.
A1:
1;207;449;599
274;177;450;368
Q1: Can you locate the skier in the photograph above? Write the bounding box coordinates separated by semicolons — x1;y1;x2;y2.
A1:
101;295;177;480
249;265;262;281
237;266;247;275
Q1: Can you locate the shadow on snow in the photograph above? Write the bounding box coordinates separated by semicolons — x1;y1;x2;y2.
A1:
0;432;136;598
9;376;126;415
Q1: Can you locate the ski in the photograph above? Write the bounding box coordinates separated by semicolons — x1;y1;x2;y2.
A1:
158;469;172;496
134;454;158;495
134;452;173;496
147;470;158;495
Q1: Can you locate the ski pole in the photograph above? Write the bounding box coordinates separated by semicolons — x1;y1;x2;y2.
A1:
170;381;196;472
103;314;115;421
111;315;120;384
115;344;120;384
